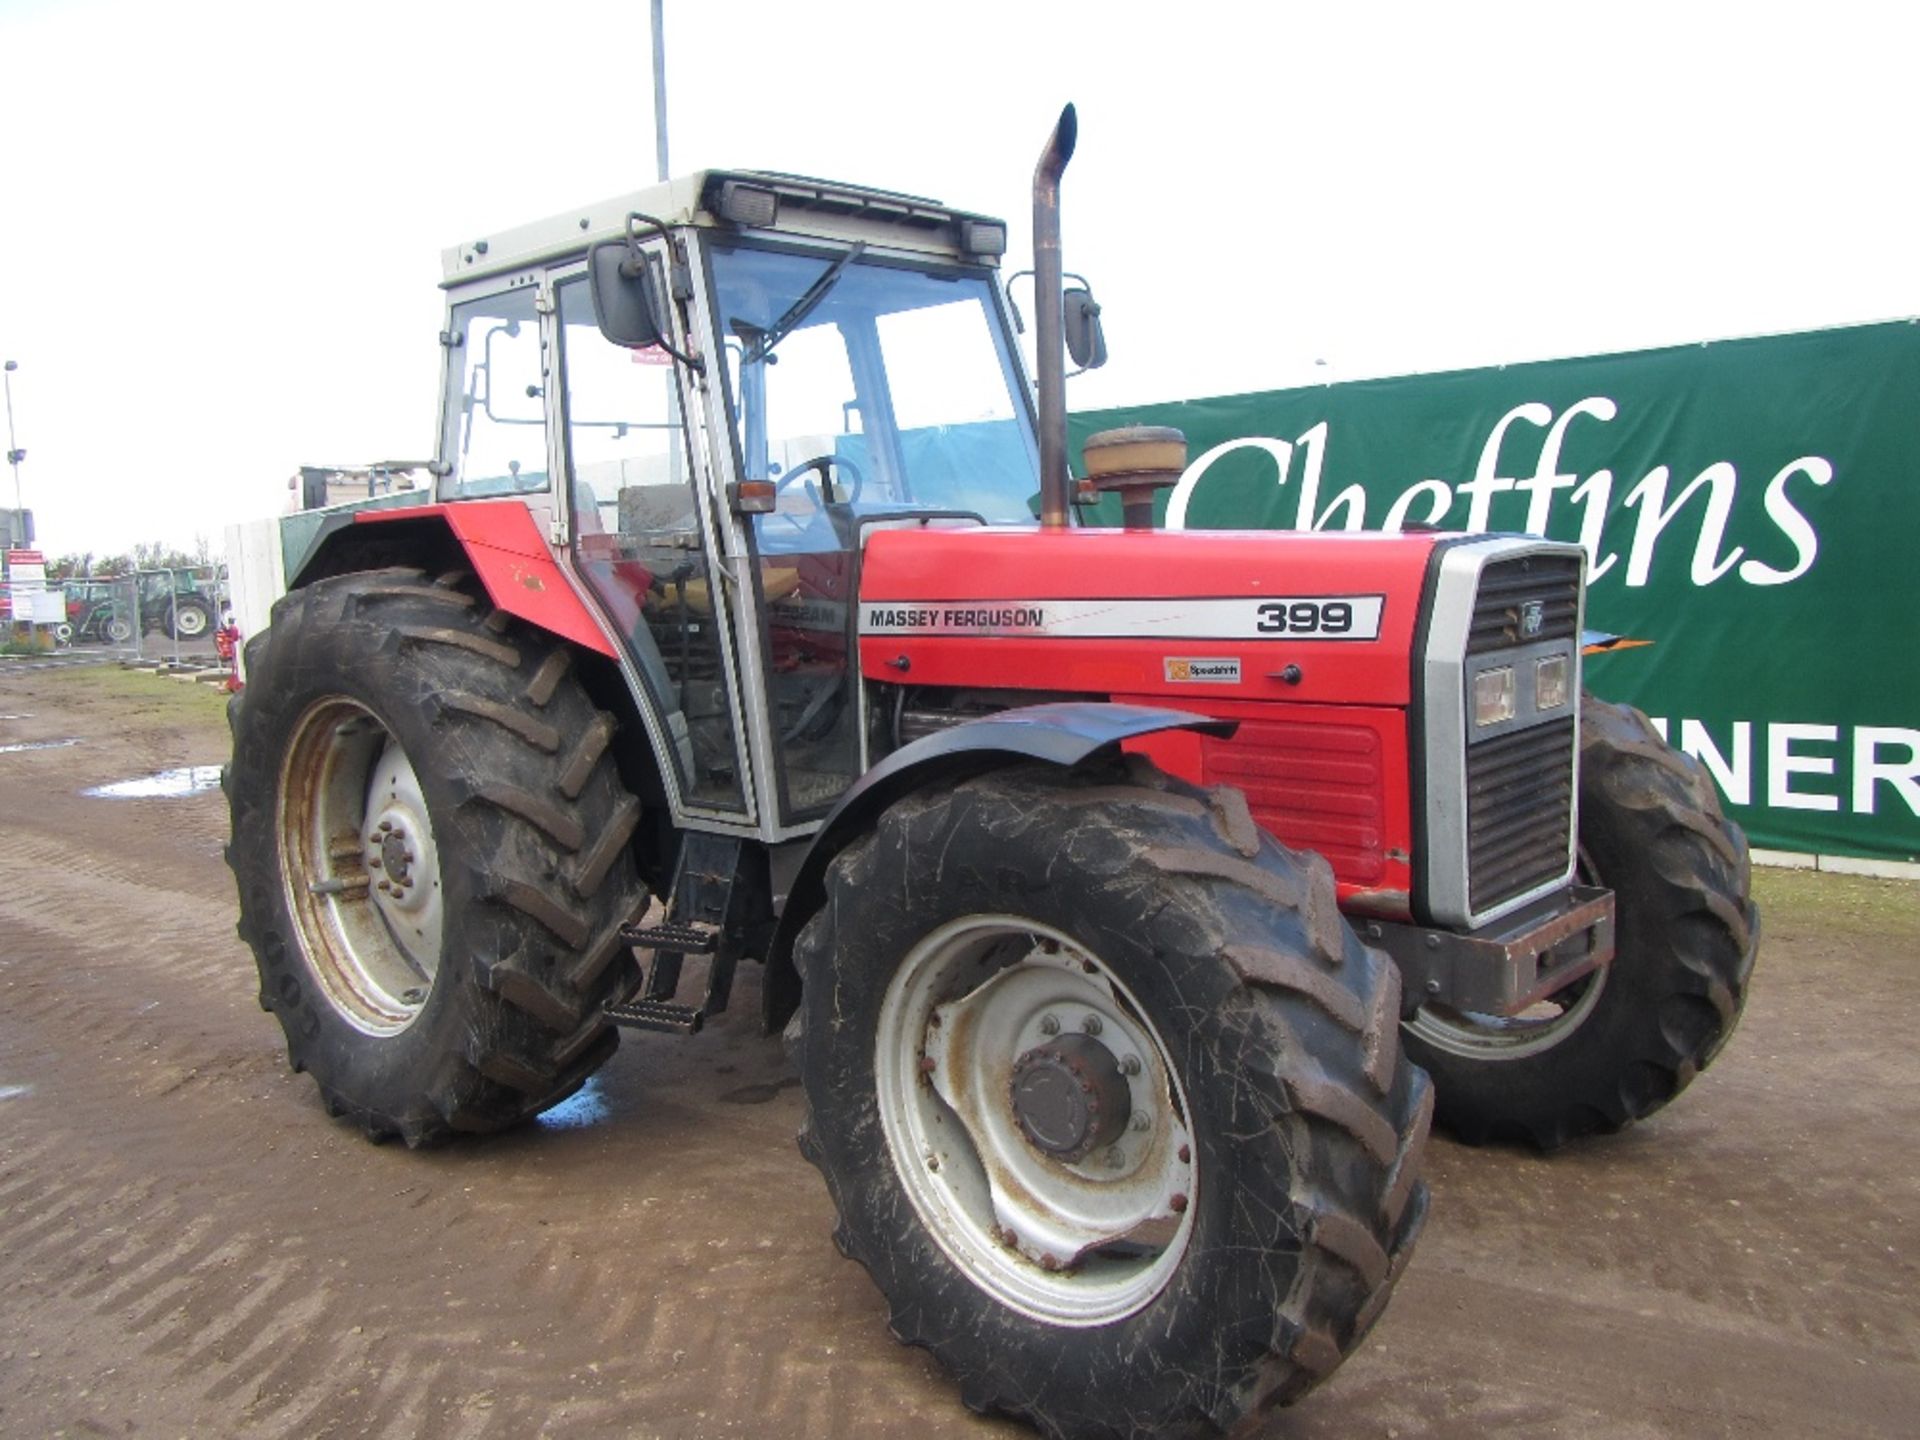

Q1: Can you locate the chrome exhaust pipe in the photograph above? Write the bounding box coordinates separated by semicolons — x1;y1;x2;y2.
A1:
1033;103;1077;529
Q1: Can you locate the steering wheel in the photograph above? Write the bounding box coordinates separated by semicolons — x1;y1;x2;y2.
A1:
774;453;865;510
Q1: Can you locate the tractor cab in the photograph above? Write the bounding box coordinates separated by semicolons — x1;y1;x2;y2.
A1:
436;173;1042;838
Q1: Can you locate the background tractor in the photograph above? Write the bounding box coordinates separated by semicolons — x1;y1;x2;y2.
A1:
226;106;1755;1439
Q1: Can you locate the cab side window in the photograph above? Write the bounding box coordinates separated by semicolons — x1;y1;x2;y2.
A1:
442;287;549;498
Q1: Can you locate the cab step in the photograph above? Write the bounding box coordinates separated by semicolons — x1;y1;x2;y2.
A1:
602;836;773;1037
618;920;719;955
603;996;705;1035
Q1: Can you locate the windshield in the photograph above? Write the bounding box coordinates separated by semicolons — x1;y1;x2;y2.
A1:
707;243;1040;531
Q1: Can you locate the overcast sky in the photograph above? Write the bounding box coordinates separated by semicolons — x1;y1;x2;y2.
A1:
0;0;1912;560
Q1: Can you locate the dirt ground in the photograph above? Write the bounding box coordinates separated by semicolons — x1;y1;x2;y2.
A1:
2;659;1915;1440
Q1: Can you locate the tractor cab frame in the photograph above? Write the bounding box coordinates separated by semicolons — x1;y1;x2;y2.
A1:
426;171;1041;848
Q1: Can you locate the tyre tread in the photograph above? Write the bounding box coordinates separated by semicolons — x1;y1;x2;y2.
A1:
226;569;646;1145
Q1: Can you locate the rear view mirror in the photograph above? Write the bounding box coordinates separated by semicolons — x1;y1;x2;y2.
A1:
588;242;666;349
1064;286;1107;372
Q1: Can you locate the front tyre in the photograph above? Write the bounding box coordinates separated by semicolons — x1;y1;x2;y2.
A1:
797;761;1431;1439
225;568;647;1144
1404;692;1759;1148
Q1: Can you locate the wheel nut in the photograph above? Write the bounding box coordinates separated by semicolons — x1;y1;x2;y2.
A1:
377;880;392;893
919;1056;936;1075
1130;1110;1150;1133
1170;1193;1189;1214
1120;1054;1141;1076
1038;1014;1061;1036
367;855;382;869
1081;1015;1103;1036
1178;1143;1191;1164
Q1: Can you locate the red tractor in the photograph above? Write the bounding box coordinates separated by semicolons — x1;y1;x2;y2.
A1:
226;107;1756;1439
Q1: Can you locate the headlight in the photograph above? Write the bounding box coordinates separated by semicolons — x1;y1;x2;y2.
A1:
1535;654;1570;711
1473;666;1516;727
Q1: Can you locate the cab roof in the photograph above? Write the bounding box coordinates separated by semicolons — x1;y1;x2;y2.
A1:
440;169;1005;287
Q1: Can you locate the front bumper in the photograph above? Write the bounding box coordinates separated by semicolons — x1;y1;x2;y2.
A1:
1360;884;1615;1021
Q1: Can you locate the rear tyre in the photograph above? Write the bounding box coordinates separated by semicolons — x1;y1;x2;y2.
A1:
225;567;647;1144
168;594;213;640
1403;692;1759;1148
797;760;1430;1439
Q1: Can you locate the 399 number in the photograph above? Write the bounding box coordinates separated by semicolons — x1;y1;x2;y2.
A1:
1256;600;1354;634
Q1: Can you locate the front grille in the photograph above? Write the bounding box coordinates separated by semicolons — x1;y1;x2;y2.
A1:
1466;716;1575;912
1468;554;1581;654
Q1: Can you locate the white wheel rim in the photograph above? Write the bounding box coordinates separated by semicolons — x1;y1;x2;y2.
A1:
278;698;445;1036
875;914;1196;1326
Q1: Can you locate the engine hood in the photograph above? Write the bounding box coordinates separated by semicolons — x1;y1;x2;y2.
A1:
856;525;1447;706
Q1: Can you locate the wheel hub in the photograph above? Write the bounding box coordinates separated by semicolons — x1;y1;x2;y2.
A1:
1010;1033;1130;1163
362;770;441;946
877;916;1197;1326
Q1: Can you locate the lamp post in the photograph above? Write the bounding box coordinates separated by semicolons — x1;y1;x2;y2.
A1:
651;0;669;183
3;360;22;521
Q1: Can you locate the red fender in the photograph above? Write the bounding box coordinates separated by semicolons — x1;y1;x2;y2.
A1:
355;502;615;657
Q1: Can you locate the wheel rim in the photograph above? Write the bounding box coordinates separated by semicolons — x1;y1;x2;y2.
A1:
875;915;1197;1326
1406;850;1609;1060
107;618;133;643
174;603;208;637
277;697;445;1036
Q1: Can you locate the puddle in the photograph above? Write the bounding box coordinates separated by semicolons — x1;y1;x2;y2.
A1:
84;765;224;798
536;1077;612;1131
0;738;81;755
0;1085;31;1102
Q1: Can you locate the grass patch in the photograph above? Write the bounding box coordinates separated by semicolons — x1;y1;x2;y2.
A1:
28;663;231;720
1752;866;1920;944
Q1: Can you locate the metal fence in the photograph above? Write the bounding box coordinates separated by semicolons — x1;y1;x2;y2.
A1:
13;565;230;665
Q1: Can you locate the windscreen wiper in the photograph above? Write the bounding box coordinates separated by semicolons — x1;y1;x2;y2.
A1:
742;243;866;364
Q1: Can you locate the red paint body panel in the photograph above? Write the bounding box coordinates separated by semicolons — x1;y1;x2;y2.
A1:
1122;702;1414;915
857;526;1437;704
859;528;1436;915
357;502;615;657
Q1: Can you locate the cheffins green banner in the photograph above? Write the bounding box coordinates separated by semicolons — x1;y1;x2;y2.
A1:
1071;320;1920;863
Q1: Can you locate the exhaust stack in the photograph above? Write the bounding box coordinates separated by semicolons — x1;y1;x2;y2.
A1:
1033;104;1076;529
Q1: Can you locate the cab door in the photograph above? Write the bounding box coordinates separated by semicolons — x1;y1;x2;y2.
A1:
550;263;756;821
709;244;876;827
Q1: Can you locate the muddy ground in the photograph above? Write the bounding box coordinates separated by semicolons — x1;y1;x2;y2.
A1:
1;659;1915;1440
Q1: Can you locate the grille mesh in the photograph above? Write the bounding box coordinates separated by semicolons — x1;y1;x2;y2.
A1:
1468;555;1582;654
1466;716;1576;912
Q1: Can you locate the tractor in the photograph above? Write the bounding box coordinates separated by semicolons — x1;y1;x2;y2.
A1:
225;106;1756;1439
